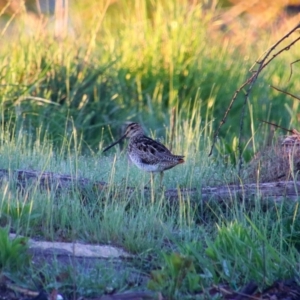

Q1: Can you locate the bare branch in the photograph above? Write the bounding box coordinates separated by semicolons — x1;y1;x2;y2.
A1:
258;119;294;134
237;24;300;175
289;59;300;81
209;23;300;177
270;85;300;101
207;79;250;156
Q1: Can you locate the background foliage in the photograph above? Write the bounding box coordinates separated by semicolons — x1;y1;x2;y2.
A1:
0;0;299;154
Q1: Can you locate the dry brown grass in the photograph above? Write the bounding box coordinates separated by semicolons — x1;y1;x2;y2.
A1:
245;131;300;183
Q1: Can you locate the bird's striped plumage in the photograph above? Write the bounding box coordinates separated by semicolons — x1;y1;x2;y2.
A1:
103;123;184;185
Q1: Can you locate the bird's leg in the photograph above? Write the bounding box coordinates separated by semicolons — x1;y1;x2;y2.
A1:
145;172;154;187
150;172;154;186
159;171;164;187
150;172;155;203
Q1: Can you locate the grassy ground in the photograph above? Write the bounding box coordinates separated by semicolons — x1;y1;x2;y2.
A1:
0;126;299;299
0;0;300;299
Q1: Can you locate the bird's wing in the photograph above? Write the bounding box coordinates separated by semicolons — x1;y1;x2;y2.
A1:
134;136;172;163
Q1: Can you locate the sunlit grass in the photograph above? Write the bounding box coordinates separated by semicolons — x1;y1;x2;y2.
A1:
0;0;298;152
0;120;299;298
0;0;300;298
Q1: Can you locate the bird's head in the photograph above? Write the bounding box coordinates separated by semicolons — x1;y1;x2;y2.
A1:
124;123;144;138
103;122;144;153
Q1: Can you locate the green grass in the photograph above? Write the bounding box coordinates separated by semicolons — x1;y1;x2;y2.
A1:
0;120;299;298
0;0;300;299
0;1;299;152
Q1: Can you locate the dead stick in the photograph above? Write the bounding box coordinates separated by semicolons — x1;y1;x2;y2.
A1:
208;79;250;156
270;85;300;101
6;283;39;297
259;119;294;134
289;59;300;81
238;24;300;175
209;23;300;158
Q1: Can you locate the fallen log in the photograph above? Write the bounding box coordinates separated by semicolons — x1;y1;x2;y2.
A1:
0;168;107;190
173;181;300;202
0;168;299;202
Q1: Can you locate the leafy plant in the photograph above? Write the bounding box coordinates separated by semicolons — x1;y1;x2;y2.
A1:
148;252;201;298
205;220;293;286
0;202;40;234
0;226;30;272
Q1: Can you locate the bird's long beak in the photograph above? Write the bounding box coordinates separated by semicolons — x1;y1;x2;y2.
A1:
103;135;126;152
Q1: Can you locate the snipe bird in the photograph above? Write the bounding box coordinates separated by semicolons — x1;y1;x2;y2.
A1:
103;123;185;185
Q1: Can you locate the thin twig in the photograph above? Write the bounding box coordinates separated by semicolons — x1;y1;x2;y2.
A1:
237;24;300;175
261;35;300;71
208;79;249;156
289;59;300;81
6;283;39;297
212;284;261;300
259;119;294;134
208;23;300;175
270;84;300;101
